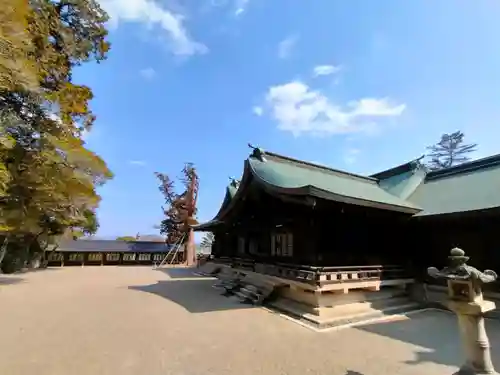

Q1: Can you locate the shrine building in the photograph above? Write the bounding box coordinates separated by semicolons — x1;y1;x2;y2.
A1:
194;146;500;326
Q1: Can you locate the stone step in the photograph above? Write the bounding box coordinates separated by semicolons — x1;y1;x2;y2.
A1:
269;297;423;330
309;303;423;330
234;291;249;300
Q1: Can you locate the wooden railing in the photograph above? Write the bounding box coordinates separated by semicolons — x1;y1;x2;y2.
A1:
211;257;412;285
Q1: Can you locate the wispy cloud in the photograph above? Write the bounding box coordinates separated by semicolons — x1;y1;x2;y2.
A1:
312;64;342;77
98;0;207;56
252;106;263;116
264;80;406;137
343;148;360;165
234;0;250;16
129;160;147;166
139;67;156;80
277;35;298;59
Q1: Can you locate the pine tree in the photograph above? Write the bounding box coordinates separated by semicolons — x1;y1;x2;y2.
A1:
426;131;477;171
155;163;199;245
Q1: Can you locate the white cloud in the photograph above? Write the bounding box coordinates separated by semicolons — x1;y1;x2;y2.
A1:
234;0;249;16
139;67;156;79
98;0;207;56
349;98;406;117
129;160;147;166
265;81;406;137
278;35;298;59
312;64;341;77
343;148;360;165
252;106;263;116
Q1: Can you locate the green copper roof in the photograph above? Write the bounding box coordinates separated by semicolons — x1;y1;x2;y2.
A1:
373;159;427;200
409;155;500;216
192;179;240;231
195;146;500;230
248;152;421;213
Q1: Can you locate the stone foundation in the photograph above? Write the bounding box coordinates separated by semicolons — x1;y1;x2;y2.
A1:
212;262;420;327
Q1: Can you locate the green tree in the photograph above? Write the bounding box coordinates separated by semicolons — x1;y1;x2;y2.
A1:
0;0;112;272
426;131;477;171
0;0;38;92
155;163;199;245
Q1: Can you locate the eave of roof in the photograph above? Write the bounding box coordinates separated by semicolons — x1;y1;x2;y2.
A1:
191;219;223;231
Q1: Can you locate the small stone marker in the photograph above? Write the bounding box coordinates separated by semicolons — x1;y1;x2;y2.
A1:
428;247;498;375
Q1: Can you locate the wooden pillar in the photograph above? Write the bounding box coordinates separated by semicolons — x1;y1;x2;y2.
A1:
185;228;196;266
308;216;318;266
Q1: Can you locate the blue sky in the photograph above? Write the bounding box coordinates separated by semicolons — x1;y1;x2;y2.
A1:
75;0;500;238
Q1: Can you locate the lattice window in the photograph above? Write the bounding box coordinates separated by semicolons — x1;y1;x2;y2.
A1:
152;254;163;261
123;253;136;261
138;253;151;261
69;253;83;262
48;252;63;261
88;253;102;262
106;253;120;261
270;233;293;257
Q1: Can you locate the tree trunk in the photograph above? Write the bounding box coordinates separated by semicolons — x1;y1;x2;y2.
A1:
0;236;9;267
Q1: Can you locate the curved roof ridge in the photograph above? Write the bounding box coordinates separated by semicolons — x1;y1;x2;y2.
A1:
261;151;378;183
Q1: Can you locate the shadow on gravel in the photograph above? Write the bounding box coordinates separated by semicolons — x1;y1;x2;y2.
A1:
128;278;253;313
0;277;23;286
356;309;500;370
153;267;200;279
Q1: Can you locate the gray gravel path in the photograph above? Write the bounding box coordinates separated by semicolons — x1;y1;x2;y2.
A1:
1;266;499;375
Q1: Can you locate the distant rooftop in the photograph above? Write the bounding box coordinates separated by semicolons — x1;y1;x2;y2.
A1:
55;240;174;253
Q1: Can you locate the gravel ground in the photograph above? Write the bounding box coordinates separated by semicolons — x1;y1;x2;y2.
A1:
1;266;500;375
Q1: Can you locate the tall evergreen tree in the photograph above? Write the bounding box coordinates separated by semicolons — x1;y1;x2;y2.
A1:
426;131;477;171
155;163;199;246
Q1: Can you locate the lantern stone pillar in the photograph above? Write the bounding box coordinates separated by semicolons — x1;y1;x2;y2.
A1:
428;248;498;375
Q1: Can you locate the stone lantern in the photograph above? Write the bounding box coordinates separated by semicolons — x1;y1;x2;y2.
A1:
428;248;498;375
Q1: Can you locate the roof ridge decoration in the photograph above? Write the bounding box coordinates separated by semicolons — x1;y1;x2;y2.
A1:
248;143;267;162
228;177;240;188
371;155;426;180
